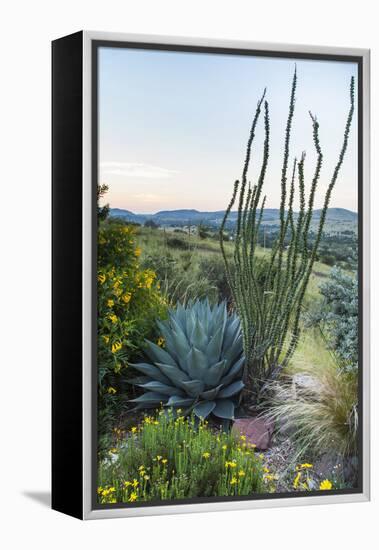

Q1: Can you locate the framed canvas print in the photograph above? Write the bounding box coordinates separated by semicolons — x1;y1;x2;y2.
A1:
52;31;370;520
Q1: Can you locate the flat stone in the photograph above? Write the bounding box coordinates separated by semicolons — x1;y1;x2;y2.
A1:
232;417;274;450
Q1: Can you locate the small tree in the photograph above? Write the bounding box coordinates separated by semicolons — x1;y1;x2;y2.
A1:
97;183;110;221
220;70;355;405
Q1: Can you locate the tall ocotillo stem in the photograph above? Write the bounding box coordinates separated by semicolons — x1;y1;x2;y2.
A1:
220;71;355;405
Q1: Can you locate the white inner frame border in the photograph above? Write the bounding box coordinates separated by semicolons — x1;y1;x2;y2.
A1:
82;30;370;520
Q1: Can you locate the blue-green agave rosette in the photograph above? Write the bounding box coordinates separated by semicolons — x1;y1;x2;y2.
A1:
130;300;245;421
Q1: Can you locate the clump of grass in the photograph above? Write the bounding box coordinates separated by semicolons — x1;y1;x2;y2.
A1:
98;410;266;504
265;333;358;460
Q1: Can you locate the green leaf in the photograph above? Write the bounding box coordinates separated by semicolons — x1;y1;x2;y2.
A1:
139;381;184;396
190;319;208;352
186;348;208;380
130;392;167;404
129;362;172;385
156;362;190;387
219;356;245;386
213;399;235;420
200;384;223;400
193;401;216;419
181;379;205;397
144;340;177;367
203;359;227;387
166;395;194;407
206;326;223;365
218;380;244;398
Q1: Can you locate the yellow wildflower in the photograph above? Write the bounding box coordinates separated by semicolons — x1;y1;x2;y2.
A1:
230;477;238;485
238;470;246;477
124;481;131;488
107;299;114;308
157;336;165;347
293;472;301;489
128;492;138;502
111;341;122;353
132;479;139;488
131;426;137;433
122;292;132;304
108;314;118;324
240;435;247;442
98;273;106;284
134;247;142;257
162;459;168;465
97;486;103;495
319;479;333;490
107;386;117;395
202;452;211;459
144;475;150;481
156;455;162;461
109;448;118;454
296;463;313;470
102;335;110;344
222;445;227;451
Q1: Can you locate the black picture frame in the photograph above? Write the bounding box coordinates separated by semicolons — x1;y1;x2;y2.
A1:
52;31;370;520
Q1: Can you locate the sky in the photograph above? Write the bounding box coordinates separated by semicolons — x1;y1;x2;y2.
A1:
98;47;358;214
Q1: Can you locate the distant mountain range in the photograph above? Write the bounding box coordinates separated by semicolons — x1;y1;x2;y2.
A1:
109;207;357;228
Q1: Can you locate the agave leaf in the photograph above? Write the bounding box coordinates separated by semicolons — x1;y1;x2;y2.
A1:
203;359;227;387
186;348;208;380
224;333;243;369
144;340;177;367
170;329;191;372
181;379;205;398
139;381;184;397
129;362;172;385
219;356;245;386
186;311;196;341
213;398;235;420
200;384;223;400
218;380;244;398
130;392;167;404
191;319;208;352
193;400;216;419
222;317;241;352
156;362;190;387
166;395;194;407
125;375;151;385
173;303;187;333
206;326;223;365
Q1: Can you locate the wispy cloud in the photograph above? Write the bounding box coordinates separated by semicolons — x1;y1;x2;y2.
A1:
100;161;178;179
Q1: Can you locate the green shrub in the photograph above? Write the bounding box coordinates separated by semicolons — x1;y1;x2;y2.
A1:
131;300;245;422
97;221;167;440
318;268;358;370
141;252;217;306
97;410;265;503
166;236;189;250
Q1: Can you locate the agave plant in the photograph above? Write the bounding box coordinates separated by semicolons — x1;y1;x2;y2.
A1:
130;300;245;421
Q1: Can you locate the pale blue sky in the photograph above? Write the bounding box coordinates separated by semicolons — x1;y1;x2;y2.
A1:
98;47;358;213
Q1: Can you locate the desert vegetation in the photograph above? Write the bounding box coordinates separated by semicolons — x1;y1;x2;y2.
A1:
97;69;358;504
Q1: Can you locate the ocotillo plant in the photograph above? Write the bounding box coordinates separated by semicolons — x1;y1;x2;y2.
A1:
220;69;355;405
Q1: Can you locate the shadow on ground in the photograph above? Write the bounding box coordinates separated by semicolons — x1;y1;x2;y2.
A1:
23;491;51;508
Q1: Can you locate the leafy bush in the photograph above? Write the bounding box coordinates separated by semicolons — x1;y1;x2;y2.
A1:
141;252;217;306
97;221;167;438
97;410;265;503
198;256;234;305
166;236;189;250
131;300;245;422
307;268;358;370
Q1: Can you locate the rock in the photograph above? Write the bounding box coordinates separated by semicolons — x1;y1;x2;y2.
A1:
232;417;274;450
